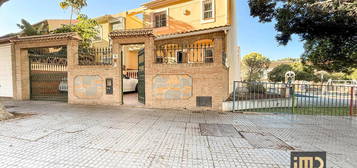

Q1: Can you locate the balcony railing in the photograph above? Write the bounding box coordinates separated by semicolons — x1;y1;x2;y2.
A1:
125;70;138;79
78;47;113;66
155;43;214;64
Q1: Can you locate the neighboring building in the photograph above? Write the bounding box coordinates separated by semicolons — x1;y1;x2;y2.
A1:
92;9;144;74
92;9;144;48
17;19;79;36
142;0;232;35
0;36;16;98
262;59;299;80
0;19;75;98
35;19;79;33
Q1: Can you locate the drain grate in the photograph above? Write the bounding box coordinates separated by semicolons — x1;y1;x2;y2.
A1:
4;106;18;109
240;132;294;150
199;123;242;137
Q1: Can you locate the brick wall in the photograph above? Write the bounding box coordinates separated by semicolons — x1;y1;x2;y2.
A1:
145;32;229;111
67;40;122;106
67;65;122;105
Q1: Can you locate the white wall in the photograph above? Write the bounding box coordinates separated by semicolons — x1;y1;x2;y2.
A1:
0;44;14;97
227;0;240;93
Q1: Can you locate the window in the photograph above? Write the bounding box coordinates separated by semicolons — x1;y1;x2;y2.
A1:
111;17;125;31
112;22;122;31
202;0;214;20
93;25;103;41
204;48;214;63
177;51;187;64
154;11;167;28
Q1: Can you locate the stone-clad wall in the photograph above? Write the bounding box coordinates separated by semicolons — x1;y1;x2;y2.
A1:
152;74;193;100
67;66;122;105
146;64;229;110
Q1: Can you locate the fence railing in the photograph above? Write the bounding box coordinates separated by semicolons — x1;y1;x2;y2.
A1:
232;81;357;116
31;63;67;72
125;70;138;79
78;47;113;66
155;43;214;64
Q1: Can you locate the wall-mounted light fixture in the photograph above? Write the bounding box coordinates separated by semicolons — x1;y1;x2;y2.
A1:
184;9;190;16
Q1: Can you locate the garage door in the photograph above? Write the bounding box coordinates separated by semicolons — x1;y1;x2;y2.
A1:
0;44;13;97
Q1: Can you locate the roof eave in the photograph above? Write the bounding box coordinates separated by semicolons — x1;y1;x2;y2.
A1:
11;32;81;43
155;26;231;40
142;0;192;9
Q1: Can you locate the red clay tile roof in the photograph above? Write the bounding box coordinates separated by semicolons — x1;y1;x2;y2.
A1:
155;25;231;40
109;26;230;40
11;33;81;42
109;28;154;38
0;35;17;44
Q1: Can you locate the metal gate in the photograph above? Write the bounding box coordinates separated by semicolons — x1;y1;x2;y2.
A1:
29;47;68;101
232;81;357;116
138;49;145;104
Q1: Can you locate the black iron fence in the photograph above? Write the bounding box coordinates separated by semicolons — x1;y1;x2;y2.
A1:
155;43;214;64
232;81;357;116
78;47;113;65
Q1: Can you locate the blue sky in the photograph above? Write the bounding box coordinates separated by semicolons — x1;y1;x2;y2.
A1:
0;0;304;60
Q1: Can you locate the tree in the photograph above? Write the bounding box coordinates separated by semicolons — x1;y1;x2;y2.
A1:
292;62;319;82
268;64;293;82
248;0;357;73
59;0;87;25
53;14;98;47
0;0;9;6
348;69;357;80
17;19;46;36
0;0;13;120
242;52;270;81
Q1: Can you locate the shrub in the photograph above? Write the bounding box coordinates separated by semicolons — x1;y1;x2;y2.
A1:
247;82;266;93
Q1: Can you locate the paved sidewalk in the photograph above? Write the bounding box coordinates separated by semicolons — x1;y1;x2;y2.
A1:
0;101;356;168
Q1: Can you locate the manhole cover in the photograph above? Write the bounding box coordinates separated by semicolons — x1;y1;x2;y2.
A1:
199;124;242;137
241;132;294;150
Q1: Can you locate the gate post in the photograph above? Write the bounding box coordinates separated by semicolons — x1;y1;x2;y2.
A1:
233;81;236;112
350;87;354;116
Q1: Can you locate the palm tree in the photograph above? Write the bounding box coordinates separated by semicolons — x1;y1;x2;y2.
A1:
59;0;87;25
17;19;46;36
